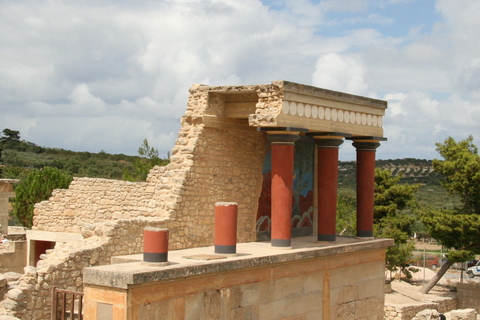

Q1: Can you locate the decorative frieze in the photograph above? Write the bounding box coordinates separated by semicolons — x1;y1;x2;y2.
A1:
281;100;383;128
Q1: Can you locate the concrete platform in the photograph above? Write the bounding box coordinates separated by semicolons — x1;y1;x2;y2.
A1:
84;236;393;289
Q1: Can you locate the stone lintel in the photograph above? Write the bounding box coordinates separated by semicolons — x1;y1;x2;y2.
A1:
26;230;83;242
83;237;393;289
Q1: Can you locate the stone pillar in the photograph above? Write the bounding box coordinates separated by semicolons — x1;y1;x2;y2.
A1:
0;180;20;235
315;137;344;242
352;140;381;238
268;132;300;248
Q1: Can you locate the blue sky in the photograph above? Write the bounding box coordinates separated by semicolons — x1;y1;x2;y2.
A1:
0;0;479;161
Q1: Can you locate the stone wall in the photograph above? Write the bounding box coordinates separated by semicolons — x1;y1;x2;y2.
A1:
457;282;480;314
1;84;268;319
33;179;164;234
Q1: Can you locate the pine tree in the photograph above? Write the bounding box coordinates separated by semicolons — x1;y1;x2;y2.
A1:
418;136;480;294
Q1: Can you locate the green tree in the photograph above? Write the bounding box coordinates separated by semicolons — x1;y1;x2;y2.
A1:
373;168;420;279
12;167;72;228
0;129;20;145
123;139;167;181
418;136;480;293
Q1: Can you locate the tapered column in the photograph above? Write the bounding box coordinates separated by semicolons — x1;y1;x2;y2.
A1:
315;138;344;242
352;140;381;238
214;202;238;254
269;132;300;248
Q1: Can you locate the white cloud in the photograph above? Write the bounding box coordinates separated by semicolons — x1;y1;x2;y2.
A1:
312;52;368;95
0;0;479;161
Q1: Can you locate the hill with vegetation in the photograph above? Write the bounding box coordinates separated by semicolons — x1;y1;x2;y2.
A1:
0;129;169;180
339;158;458;209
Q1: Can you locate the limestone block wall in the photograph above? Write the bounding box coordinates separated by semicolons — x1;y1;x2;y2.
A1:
170;126;265;247
33;179;165;234
83;246;388;320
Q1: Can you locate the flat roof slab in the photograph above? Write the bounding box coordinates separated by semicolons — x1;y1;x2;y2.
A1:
84;236;393;289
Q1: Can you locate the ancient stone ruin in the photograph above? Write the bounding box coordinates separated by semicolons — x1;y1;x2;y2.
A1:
1;81;394;319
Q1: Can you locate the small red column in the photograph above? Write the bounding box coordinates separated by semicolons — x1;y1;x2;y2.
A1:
315;138;343;242
269;133;300;248
353;141;381;238
214;202;238;254
143;227;169;264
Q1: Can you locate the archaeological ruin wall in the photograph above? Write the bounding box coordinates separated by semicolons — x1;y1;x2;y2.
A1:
1;80;388;319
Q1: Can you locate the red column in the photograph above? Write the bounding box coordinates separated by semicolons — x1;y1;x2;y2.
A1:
315;138;343;242
269;133;299;248
143;227;169;264
353;141;380;238
214;202;238;254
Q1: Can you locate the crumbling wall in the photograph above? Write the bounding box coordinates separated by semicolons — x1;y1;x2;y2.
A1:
33;84;266;248
4;84;268;319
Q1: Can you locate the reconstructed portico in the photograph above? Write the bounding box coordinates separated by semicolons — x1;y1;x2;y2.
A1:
20;81;390;320
247;81;388;246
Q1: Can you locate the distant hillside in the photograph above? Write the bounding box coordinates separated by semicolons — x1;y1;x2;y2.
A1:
0;130;168;180
338;158;440;188
339;158;458;209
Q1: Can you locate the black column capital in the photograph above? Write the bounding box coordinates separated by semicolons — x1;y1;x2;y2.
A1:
267;133;301;144
352;141;381;151
314;138;344;149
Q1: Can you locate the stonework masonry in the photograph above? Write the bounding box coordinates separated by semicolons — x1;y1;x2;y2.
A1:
0;83;269;318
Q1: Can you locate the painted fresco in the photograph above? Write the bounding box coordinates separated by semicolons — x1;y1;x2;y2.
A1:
256;136;314;232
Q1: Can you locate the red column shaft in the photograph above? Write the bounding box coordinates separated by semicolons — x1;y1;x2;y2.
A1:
143;227;169;263
214;202;238;254
317;145;340;241
271;143;295;247
355;144;378;238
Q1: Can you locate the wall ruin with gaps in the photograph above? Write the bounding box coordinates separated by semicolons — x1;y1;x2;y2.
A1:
1;84;268;319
